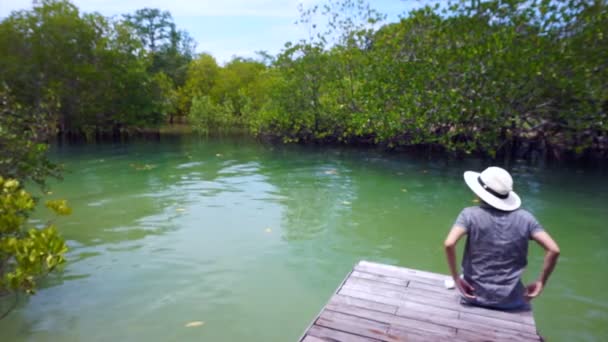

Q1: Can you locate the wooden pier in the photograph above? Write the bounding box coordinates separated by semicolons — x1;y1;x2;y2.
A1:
300;261;541;341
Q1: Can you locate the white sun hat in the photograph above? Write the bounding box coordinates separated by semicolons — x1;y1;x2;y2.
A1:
463;166;521;211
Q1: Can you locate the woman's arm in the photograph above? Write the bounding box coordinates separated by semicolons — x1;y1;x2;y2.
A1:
525;231;560;300
444;226;475;299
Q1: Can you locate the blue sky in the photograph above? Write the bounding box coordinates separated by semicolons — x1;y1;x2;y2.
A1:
1;0;427;64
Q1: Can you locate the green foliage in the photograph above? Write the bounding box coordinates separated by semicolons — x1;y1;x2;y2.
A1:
178;53;220;115
0;178;68;295
1;0;606;157
0;0;192;139
184;57;268;133
0;89;60;187
245;0;607;157
188;96;234;135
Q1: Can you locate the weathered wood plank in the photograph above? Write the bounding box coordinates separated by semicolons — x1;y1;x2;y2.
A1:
358;261;450;283
395;300;459;319
301;261;540;342
330;294;398;314
407;279;453;293
342;282;407;300
456;302;536;326
339;287;407;307
395;306;539;339
456;327;541;341
326;302;457;338
339;286;539;340
317;310;391;341
345;276;408;293
306;325;381;342
459;311;538;334
351;270;409;286
343;278;535;326
387;326;467;342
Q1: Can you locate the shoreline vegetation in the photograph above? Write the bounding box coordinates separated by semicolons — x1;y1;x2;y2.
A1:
1;0;607;162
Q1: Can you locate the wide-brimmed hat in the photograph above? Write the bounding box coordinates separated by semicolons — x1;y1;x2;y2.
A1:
463;167;521;211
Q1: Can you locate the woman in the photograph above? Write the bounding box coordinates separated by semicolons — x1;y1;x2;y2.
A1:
444;166;560;310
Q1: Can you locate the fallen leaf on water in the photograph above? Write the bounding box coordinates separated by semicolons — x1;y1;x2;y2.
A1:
264;227;272;233
46;191;53;195
176;208;186;212
342;201;351;205
216;153;223;157
401;188;408;192
185;321;205;328
324;169;337;175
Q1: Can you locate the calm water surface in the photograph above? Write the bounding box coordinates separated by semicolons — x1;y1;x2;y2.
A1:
1;137;607;341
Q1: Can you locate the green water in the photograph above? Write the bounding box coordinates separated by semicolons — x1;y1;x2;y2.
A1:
1;137;607;341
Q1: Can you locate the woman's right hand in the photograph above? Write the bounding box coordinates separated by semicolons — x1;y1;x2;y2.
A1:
456;277;476;299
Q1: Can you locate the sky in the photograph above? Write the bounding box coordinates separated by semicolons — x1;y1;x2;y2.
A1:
0;0;427;64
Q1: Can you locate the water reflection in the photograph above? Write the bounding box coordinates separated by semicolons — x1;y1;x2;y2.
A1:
1;137;606;341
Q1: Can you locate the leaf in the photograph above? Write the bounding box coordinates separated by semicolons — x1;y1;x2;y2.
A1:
185;321;205;328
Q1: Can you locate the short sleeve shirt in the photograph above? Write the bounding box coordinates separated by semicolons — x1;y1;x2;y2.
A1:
454;205;544;306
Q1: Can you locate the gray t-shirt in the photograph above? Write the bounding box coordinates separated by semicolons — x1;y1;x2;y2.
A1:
454;205;544;306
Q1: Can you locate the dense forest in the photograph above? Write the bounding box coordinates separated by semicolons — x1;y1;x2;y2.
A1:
2;0;607;161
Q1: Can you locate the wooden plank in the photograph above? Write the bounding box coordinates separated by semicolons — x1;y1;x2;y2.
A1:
459;311;538;334
344;275;536;327
456;327;541;341
306;325;381;342
395;300;459;319
346;276;408;293
457;302;536;326
301;261;539;342
351;270;409;286
395;306;539;340
387;326;466;342
344;278;458;304
339;287;407;307
358;261;450;283
330;294;398;314
342;282;407;300
317;310;391;341
326;302;457;338
407;279;453;293
335;288;539;341
354;265;444;287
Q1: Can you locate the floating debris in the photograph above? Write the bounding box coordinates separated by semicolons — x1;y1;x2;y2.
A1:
216;153;223;157
342;201;351;205
185;321;205;328
472;198;480;203
129;163;157;171
176;208;186;212
401;188;408;193
264;227;272;233
324;169;338;175
46;191;53;195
